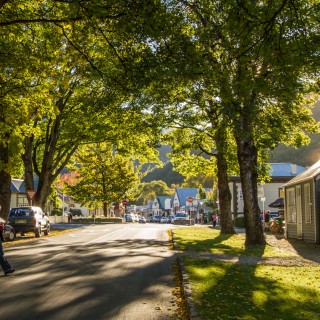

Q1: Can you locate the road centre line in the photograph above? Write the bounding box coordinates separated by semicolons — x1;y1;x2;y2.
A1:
85;226;129;245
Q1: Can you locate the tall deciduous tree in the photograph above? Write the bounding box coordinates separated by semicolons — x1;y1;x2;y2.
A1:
165;124;237;234
65;143;143;216
156;0;320;245
0;19;54;218
0;0;166;214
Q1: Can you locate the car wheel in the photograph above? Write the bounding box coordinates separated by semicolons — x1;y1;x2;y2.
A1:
44;224;50;236
35;226;42;237
8;230;15;241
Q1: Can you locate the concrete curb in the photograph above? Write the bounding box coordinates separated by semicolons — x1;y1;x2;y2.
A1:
172;233;201;320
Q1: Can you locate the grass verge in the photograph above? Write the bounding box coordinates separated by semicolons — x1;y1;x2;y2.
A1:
3;228;76;248
173;227;320;320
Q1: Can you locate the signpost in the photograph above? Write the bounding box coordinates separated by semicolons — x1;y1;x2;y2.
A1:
26;190;36;206
187;197;193;226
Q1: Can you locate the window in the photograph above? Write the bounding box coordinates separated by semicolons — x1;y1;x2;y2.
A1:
287;188;296;223
304;184;311;223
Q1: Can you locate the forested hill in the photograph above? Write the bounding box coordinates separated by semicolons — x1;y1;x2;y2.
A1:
141;161;185;185
268;101;320;167
143;102;320;186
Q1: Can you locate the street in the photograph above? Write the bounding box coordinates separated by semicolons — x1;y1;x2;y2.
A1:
1;223;180;320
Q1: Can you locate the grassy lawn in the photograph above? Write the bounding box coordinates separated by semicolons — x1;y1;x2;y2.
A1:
173;227;320;320
173;227;296;257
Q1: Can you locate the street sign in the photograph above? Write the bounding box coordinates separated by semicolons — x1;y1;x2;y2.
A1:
26;189;36;200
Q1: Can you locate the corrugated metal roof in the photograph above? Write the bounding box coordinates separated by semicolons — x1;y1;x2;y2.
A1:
230;163;306;181
269;163;306;177
283;159;320;187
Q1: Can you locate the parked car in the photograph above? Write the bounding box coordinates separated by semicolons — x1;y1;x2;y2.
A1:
160;217;168;223
172;212;189;223
139;216;146;223
0;217;15;242
125;214;134;222
7;206;50;238
167;215;175;223
153;215;161;223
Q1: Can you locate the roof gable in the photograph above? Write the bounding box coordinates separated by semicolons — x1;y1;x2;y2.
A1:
10;180;21;193
176;188;199;206
156;196;172;209
283;159;320;186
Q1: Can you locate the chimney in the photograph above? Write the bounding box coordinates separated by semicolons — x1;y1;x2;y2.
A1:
291;164;297;175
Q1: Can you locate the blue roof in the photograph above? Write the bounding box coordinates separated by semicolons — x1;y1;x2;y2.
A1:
269;163;306;177
176;188;199;206
10;181;20;193
58;194;73;201
18;174;39;193
156;196;172;209
283;159;320;186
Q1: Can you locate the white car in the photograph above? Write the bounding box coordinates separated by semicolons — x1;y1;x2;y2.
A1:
160;217;168;223
172;212;189;223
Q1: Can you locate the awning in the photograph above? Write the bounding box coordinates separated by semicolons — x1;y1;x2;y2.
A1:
268;197;284;208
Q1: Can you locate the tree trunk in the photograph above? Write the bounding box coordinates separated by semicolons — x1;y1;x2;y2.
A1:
216;139;235;234
236;134;265;246
22;136;35;205
21;102;78;211
114;202;121;217
0;142;12;220
34;170;54;210
103;202;108;216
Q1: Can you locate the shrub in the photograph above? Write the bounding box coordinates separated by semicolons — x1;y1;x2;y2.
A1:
50;208;62;216
234;216;245;228
70;208;82;216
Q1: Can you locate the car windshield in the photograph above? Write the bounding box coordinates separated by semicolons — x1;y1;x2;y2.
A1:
176;213;188;218
9;208;32;217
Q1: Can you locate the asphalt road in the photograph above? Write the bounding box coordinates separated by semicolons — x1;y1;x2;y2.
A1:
1;223;180;320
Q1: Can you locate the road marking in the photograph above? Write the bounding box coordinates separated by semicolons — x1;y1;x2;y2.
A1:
85;227;129;244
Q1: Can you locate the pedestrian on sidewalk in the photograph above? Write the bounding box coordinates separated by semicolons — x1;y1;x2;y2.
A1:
212;213;217;227
68;211;73;223
0;227;15;276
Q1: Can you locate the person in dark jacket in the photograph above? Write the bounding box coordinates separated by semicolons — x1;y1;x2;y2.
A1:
0;226;15;275
265;210;270;223
68;211;73;223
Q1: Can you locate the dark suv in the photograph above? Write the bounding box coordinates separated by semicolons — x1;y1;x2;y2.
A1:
8;206;50;238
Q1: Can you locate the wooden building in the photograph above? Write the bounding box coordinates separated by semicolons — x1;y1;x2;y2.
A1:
283;160;320;244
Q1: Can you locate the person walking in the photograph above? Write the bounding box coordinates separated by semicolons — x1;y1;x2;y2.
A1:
68;211;73;223
0;227;15;276
212;213;217;227
265;210;270;223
